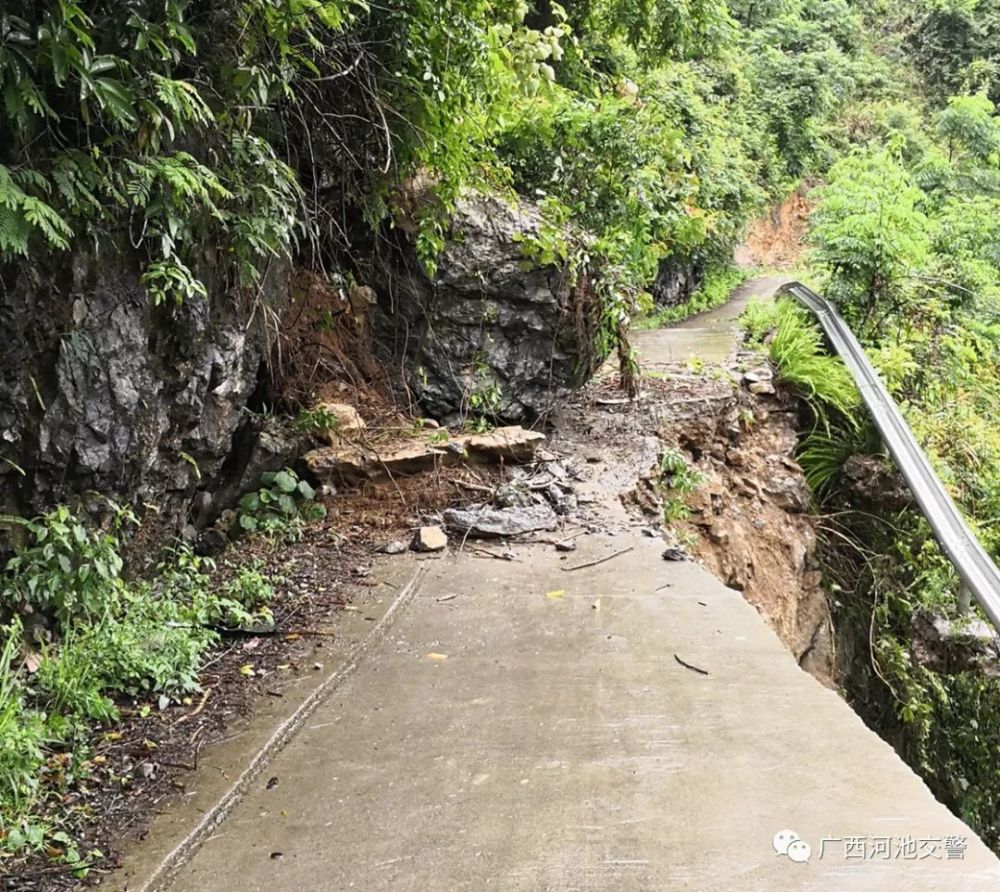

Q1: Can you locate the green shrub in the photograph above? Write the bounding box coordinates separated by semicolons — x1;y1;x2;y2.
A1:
238;468;324;539
657;447;705;523
0;622;47;823
743;297;860;417
0;506;281;859
1;504;132;625
35;627;119;734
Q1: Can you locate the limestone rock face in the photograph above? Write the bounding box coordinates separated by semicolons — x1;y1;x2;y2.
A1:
373;193;601;424
650;255;703;307
0;245;289;535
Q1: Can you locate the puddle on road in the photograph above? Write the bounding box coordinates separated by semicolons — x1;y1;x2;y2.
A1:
634;327;737;365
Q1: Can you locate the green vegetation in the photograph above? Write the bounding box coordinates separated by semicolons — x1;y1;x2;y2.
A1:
657;447;706;523
238;468;325;539
6;0;1000;869
743;299;859;418
744;0;1000;851
0;0;879;346
0;503;276;866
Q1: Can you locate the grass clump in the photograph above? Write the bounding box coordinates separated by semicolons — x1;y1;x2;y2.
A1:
743;297;860;417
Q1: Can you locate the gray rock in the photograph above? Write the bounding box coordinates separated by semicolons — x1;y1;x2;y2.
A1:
662;546;689;562
763;474;812;513
0;244;291;539
650;256;703;307
373;193;603;423
495;481;535;509
743;367;774;384
443;504;558;538
545;482;578;515
380;539;408;555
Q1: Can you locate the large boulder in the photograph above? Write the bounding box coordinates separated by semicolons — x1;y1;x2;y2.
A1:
373;193;602;423
650;255;703;308
0;244;291;537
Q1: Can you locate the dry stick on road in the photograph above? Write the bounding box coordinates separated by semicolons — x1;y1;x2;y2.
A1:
562;546;634;572
674;654;710;676
472;546;519;562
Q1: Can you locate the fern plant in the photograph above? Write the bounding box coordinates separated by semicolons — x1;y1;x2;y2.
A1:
0;0;348;304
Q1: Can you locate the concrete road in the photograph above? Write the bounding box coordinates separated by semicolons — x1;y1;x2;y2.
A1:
633;275;790;365
163;532;1000;891
135;278;1000;890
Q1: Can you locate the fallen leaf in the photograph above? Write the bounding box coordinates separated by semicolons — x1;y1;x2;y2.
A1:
425;652;449;662
142;739;157;751
546;589;566;600
284;633;301;642
24;652;42;674
239;664;256;677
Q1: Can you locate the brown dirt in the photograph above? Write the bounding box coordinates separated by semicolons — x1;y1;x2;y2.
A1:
735;186;814;271
556;356;835;687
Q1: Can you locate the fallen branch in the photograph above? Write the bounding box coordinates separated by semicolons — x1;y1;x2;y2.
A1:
473;546;518;562
562;546;634;572
535;528;588;546
173;684;217;726
454;479;496;495
674;654;710;676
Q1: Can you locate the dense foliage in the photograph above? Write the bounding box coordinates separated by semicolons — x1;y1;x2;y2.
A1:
0;0;874;314
752;0;1000;850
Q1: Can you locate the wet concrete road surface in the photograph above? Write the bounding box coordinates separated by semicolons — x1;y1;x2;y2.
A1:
124;278;1000;891
158;534;1000;891
632;275;790;366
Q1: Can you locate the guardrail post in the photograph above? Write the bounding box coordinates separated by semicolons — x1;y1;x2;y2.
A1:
958;585;972;617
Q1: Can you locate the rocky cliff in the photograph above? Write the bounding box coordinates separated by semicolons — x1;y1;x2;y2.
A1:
1;194;608;537
0;244;289;537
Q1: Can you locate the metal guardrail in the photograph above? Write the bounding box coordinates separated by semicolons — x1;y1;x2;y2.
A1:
780;281;1000;631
